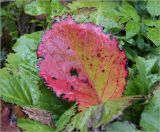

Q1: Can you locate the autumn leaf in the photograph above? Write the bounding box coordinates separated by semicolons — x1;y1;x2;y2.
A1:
37;17;128;110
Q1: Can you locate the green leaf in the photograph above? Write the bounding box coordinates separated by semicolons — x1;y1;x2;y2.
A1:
36;85;71;119
125;47;138;62
140;88;160;131
6;53;39;80
24;0;51;16
147;0;160;16
51;0;66;17
146;28;160;46
17;118;55;131
6;31;42;79
0;32;42;106
143;19;160;28
118;2;140;22
15;0;30;8
68;0;119;28
1;31;70;119
125;57;160;96
0;68;40;106
65;97;140;132
126;21;140;39
136;35;145;50
105;121;138;132
55;104;76;131
7;31;42;71
13;31;42;55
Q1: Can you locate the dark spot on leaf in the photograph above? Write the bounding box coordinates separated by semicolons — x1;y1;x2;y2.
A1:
102;69;105;72
52;77;57;80
90;63;93;67
70;85;74;90
70;68;78;77
9;71;13;75
60;93;65;98
120;29;126;36
67;47;70;50
82;79;89;84
97;53;101;58
109;35;114;40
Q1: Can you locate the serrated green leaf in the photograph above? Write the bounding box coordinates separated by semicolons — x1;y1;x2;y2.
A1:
51;0;66;17
146;28;160;46
68;0;119;28
65;97;139;132
105;121;138;132
13;31;42;55
17;118;55;131
147;0;160;16
1;31;70;119
55;104;76;131
6;31;42;79
140;88;160;131
0;32;42;106
125;57;160;96
36;85;71;120
0;68;40;106
126;21;140;39
119;2;140;22
24;0;51;16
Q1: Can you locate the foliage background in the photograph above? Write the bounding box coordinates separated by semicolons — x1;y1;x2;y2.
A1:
0;0;160;131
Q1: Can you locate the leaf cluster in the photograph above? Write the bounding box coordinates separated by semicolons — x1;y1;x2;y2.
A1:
0;0;160;131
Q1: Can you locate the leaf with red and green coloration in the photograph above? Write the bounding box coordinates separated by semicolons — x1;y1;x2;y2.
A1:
62;96;141;131
37;17;128;110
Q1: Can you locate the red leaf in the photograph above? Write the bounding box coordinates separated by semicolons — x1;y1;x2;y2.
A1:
37;17;128;110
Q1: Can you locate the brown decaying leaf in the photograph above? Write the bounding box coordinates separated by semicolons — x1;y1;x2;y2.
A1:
23;107;54;127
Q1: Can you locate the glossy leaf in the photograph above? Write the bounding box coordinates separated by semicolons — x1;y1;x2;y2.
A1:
140;88;160;131
37;17;128;109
